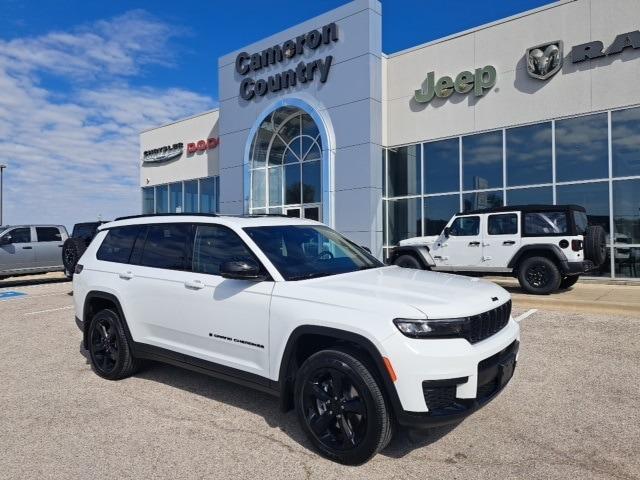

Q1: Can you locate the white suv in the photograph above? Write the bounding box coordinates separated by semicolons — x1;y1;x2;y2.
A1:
73;214;520;464
390;205;607;295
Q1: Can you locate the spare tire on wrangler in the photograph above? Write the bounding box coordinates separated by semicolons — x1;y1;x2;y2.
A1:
584;225;607;267
62;238;87;279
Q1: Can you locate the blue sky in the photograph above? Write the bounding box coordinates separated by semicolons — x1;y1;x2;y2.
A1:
0;0;554;228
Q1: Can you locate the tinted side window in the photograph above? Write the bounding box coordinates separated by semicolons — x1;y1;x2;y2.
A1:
4;228;31;243
449;217;480;236
524;212;568;235
97;226;141;263
73;224;98;239
36;227;62;242
140;224;192;270
488;214;518;235
192;225;256;275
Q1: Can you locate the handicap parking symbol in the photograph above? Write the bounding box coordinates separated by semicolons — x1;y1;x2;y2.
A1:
0;291;27;301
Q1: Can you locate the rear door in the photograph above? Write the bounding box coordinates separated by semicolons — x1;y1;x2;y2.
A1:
0;227;36;272
482;212;521;269
34;226;65;268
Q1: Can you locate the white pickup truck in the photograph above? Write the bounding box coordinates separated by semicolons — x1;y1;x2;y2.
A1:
388;205;607;294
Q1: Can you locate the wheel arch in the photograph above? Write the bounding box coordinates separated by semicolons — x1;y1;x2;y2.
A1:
276;325;402;417
83;291;135;352
508;244;567;272
387;246;433;269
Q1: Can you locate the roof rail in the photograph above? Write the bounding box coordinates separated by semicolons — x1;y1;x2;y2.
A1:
114;213;219;221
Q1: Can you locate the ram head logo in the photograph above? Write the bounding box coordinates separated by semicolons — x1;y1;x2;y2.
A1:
526;41;563;80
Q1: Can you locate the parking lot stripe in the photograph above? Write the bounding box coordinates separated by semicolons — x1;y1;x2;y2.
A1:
514;309;538;323
24;306;74;316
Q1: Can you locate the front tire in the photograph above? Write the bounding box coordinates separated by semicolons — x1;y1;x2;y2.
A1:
393;254;424;269
294;349;392;465
559;275;579;290
88;309;140;380
517;256;561;295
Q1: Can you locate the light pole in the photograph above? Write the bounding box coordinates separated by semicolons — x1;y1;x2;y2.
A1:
0;164;6;226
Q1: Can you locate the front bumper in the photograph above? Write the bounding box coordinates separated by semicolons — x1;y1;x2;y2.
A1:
383;316;520;428
561;260;595;276
396;340;518;428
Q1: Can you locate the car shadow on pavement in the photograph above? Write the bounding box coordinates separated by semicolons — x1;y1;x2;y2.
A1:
0;276;70;289
78;343;459;460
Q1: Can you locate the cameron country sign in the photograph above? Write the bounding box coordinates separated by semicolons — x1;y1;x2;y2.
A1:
235;23;338;101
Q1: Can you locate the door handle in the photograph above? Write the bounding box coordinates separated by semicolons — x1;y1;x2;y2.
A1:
468;241;480;247
119;271;134;280
22;246;33;250
184;279;205;290
503;241;516;246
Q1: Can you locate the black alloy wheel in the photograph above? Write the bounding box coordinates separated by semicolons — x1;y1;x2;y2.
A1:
517;256;561;295
90;315;119;374
302;368;367;450
526;263;550;289
294;349;392;465
88;309;139;380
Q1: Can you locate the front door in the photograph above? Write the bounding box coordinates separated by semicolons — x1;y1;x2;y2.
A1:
34;226;65;268
482;212;521;269
437;215;484;269
0;227;36;272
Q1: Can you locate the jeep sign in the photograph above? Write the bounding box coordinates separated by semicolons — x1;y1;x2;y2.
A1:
414;66;497;104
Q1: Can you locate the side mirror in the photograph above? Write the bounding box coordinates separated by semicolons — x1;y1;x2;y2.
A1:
443;227;451;238
0;235;12;245
219;259;263;280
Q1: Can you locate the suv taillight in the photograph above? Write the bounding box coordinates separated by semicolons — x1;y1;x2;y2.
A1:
571;239;583;251
75;263;84;274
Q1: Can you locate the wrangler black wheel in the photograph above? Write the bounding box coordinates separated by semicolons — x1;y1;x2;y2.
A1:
294;349;391;465
393;254;424;269
88;309;139;380
518;256;561;295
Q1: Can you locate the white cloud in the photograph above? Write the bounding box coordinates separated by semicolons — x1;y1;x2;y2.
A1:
0;11;214;229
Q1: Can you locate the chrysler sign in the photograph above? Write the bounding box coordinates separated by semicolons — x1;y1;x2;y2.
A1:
235;23;338;101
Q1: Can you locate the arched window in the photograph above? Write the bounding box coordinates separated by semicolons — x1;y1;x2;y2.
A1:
249;107;322;220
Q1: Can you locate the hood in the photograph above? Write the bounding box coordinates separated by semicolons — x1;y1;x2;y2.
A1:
399;235;440;248
284;266;510;319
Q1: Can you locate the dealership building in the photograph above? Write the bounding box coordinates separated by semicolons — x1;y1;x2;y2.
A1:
139;0;640;279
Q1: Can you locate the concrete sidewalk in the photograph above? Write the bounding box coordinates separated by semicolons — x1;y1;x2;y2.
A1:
489;277;640;317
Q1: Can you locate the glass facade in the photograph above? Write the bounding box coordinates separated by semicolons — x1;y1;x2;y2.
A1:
142;176;219;215
383;106;640;279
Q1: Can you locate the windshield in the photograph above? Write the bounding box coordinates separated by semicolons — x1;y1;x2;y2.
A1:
244;225;383;281
573;211;588;235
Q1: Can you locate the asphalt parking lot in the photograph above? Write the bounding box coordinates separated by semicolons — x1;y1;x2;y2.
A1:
1;277;639;479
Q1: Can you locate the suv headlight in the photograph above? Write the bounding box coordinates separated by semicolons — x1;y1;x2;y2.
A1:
393;317;468;339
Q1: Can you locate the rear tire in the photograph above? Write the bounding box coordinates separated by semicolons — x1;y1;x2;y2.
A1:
88;309;140;380
517;256;562;295
294;349;392;465
559;275;579;290
393;254;424;270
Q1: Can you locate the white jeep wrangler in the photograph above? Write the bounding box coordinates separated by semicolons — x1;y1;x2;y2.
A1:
389;205;607;295
73;214;520;465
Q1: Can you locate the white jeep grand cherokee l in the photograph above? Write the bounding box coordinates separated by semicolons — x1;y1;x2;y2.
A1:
73;214;520;465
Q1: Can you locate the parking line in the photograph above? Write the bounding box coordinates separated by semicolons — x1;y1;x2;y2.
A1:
25;306;74;316
514;309;538;323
